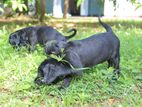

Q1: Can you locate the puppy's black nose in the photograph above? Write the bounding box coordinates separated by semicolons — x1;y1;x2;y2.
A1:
34;78;43;85
12;42;16;46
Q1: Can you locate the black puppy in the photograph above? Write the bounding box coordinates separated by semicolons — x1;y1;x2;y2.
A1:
9;26;77;51
42;17;120;87
34;58;81;88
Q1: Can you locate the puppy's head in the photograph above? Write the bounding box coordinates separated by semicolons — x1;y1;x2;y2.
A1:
34;59;72;85
9;29;28;48
45;40;67;55
9;32;21;48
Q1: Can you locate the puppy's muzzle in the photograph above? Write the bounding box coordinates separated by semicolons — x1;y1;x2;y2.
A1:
34;77;44;85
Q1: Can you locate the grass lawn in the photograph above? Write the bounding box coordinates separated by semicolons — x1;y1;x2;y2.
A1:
0;17;142;107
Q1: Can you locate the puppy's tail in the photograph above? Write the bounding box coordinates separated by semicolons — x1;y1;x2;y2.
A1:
98;17;112;32
65;28;77;40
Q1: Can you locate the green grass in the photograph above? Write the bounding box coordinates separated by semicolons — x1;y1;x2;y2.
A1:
0;18;142;107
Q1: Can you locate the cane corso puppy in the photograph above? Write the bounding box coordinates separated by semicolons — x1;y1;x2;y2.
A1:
34;58;81;88
41;17;120;87
9;26;77;51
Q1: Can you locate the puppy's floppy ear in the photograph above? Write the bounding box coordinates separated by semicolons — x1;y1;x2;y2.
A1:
57;63;80;76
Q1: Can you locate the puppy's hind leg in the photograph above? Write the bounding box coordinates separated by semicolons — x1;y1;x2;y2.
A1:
107;59;113;68
112;55;120;79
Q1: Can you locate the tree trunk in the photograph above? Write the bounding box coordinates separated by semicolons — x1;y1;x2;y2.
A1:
39;0;46;22
35;0;46;22
63;0;69;18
